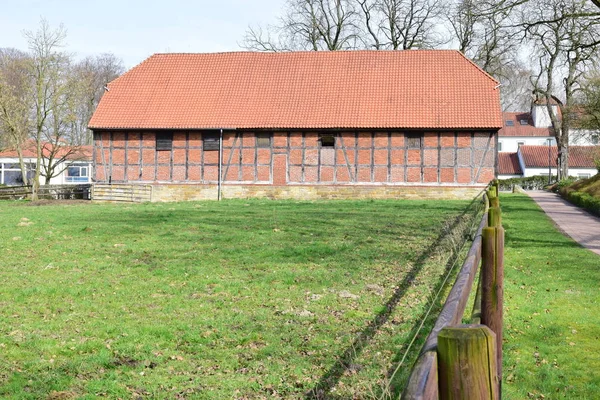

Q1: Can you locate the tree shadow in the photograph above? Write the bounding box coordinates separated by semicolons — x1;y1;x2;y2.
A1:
305;198;483;399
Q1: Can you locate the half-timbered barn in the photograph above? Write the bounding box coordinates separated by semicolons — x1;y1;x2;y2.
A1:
88;50;501;201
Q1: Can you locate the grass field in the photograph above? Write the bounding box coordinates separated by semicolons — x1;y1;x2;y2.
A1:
0;198;476;399
501;193;600;399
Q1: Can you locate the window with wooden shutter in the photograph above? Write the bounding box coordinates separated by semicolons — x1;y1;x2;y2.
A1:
256;133;271;148
156;132;173;151
406;133;422;149
203;132;220;151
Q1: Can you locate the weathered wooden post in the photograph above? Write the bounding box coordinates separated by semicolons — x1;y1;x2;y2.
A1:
437;325;499;400
481;212;504;389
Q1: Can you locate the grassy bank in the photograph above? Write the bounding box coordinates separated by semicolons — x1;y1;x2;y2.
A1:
502;193;600;399
559;174;600;217
0;198;474;399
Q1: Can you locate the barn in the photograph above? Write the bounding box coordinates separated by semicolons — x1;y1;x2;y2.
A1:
88;50;501;201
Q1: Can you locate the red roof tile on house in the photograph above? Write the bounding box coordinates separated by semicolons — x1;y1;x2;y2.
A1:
519;145;600;168
499;112;552;137
88;50;502;130
0;144;92;160
498;152;522;175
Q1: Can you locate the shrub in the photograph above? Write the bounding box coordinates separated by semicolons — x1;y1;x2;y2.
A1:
498;175;557;191
561;190;600;217
555;177;578;192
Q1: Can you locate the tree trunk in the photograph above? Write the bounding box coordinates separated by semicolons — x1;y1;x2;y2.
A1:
16;147;29;186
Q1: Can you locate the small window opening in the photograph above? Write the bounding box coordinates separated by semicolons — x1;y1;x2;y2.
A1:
320;134;335;148
498;142;503;151
406;133;422;149
203;132;220;151
256;133;271;148
505;120;514;126
517;141;525;148
156;132;173;151
519;119;528;125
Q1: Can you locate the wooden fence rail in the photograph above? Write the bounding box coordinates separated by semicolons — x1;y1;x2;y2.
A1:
0;184;91;200
403;181;504;400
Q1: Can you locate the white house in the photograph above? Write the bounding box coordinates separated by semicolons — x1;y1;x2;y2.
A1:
498;102;599;153
0;145;93;186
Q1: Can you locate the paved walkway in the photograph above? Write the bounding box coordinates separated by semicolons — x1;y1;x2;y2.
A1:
527;190;600;256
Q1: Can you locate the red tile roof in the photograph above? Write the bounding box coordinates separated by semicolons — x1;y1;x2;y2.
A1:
0;143;92;160
498;152;522;175
519;145;600;168
89;50;502;130
499;112;552;137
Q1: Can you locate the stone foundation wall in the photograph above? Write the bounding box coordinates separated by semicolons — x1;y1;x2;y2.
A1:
149;183;484;202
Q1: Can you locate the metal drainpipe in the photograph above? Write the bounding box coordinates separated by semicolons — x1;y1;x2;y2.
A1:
218;129;223;201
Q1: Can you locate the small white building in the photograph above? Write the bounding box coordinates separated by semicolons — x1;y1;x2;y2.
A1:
498;145;599;180
0;145;92;186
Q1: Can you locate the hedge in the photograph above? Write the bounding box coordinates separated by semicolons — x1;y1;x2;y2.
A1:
497;175;556;191
559;190;600;217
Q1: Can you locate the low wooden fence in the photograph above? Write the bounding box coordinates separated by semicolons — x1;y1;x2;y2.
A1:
403;181;504;400
92;183;153;203
0;184;92;200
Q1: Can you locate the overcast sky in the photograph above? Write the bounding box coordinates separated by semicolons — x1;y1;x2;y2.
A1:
0;0;283;68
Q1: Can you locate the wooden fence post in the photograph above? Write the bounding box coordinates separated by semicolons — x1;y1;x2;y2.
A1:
437;325;499;400
481;224;504;388
488;207;501;228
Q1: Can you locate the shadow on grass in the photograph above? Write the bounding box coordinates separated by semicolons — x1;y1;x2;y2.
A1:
305;197;483;399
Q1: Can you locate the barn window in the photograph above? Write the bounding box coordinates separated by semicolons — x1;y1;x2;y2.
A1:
519;119;528;125
256;133;271;148
156;132;173;151
505;120;514;126
406;133;422;149
320;134;335;148
203;132;220;151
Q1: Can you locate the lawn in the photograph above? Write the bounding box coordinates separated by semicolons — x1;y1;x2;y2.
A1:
501;193;600;399
0;198;477;399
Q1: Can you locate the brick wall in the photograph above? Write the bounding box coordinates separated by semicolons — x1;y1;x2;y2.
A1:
93;130;496;186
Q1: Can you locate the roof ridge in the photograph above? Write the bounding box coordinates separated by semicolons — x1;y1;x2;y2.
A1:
149;49;463;56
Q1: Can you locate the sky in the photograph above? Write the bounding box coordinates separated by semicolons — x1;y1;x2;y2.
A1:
0;0;283;68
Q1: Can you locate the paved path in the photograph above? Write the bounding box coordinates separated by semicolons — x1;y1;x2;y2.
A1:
527;190;600;256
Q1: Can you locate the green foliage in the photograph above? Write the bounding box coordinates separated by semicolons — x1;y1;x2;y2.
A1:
0;198;474;398
556;177;578;191
501;194;600;399
558;174;600;216
497;175;556;191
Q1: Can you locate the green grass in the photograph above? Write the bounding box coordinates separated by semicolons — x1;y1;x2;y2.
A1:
502;193;600;399
0;198;475;399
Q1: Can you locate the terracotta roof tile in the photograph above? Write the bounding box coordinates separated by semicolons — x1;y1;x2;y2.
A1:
89;50;502;130
0;143;92;160
499;112;552;137
498;152;522;175
519;145;600;168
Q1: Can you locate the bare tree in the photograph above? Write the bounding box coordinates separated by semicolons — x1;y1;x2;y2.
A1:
0;48;33;185
577;73;600;143
24;19;71;199
360;0;448;49
70;54;124;146
243;0;360;51
499;63;535;111
525;0;600;178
